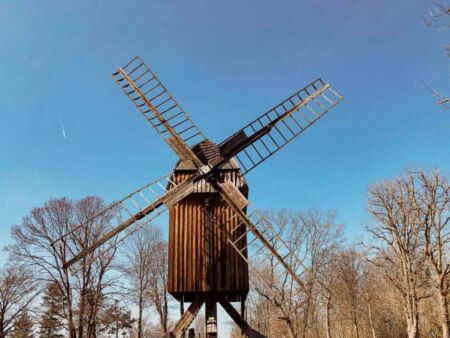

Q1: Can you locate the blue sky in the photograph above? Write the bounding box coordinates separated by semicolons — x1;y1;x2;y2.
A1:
0;0;448;273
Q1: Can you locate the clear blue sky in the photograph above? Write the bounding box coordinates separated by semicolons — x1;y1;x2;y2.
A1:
1;1;449;254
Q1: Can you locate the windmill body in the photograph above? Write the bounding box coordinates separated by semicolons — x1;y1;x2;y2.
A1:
168;140;249;303
58;56;343;337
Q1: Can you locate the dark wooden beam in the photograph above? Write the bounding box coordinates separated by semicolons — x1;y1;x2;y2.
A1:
218;296;266;338
170;300;204;338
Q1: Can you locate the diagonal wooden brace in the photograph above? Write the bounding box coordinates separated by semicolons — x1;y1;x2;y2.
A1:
213;179;308;292
219;181;249;210
218;296;267;338
170;300;204;338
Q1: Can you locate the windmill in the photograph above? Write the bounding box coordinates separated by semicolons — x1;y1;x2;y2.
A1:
59;56;343;337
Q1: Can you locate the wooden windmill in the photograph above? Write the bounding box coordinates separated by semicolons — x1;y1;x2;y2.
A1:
61;56;343;337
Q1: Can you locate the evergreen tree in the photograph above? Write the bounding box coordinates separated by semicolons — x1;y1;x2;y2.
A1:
99;301;135;338
10;311;34;338
39;282;64;338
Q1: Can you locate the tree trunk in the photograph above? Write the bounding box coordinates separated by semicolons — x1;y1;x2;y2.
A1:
78;292;86;338
438;290;450;338
403;265;419;338
155;291;169;334
283;315;297;338
406;312;419;338
163;293;168;334
353;318;360;338
367;297;376;338
338;320;344;338
138;294;143;338
325;299;332;338
302;293;312;338
0;312;4;338
66;287;77;338
315;311;320;338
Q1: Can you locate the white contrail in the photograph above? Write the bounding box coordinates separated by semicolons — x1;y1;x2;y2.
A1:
60;118;66;138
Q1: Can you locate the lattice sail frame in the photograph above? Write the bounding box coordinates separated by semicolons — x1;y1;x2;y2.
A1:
113;56;205;166
220;79;343;174
62;171;201;270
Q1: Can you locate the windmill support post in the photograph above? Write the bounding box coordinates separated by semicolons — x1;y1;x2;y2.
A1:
169;296;266;338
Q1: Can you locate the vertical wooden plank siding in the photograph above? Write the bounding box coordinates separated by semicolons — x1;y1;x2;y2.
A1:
167;169;249;301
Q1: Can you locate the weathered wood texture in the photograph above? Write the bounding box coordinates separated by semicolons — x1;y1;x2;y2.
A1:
168;167;249;302
170;300;204;338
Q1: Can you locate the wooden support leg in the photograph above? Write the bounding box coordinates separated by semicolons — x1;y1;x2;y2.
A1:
179;297;185;338
218;296;267;338
170;300;204;338
241;299;245;336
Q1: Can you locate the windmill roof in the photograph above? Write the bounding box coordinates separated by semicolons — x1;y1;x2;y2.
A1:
174;139;240;170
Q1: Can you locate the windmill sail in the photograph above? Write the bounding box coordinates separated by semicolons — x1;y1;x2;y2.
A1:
208;189;335;313
211;181;308;292
62;172;200;269
113;56;206;167
218;78;343;174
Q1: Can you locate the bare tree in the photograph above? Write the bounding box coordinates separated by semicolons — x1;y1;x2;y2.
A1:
0;265;38;337
335;248;365;338
416;169;450;338
425;1;450;30
424;1;449;108
318;253;340;338
362;267;380;338
249;289;291;336
366;172;429;338
251;209;343;338
149;241;170;335
7;196;119;338
297;210;342;338
73;197;119;338
222;198;450;337
251;209;308;338
120;225;162;338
